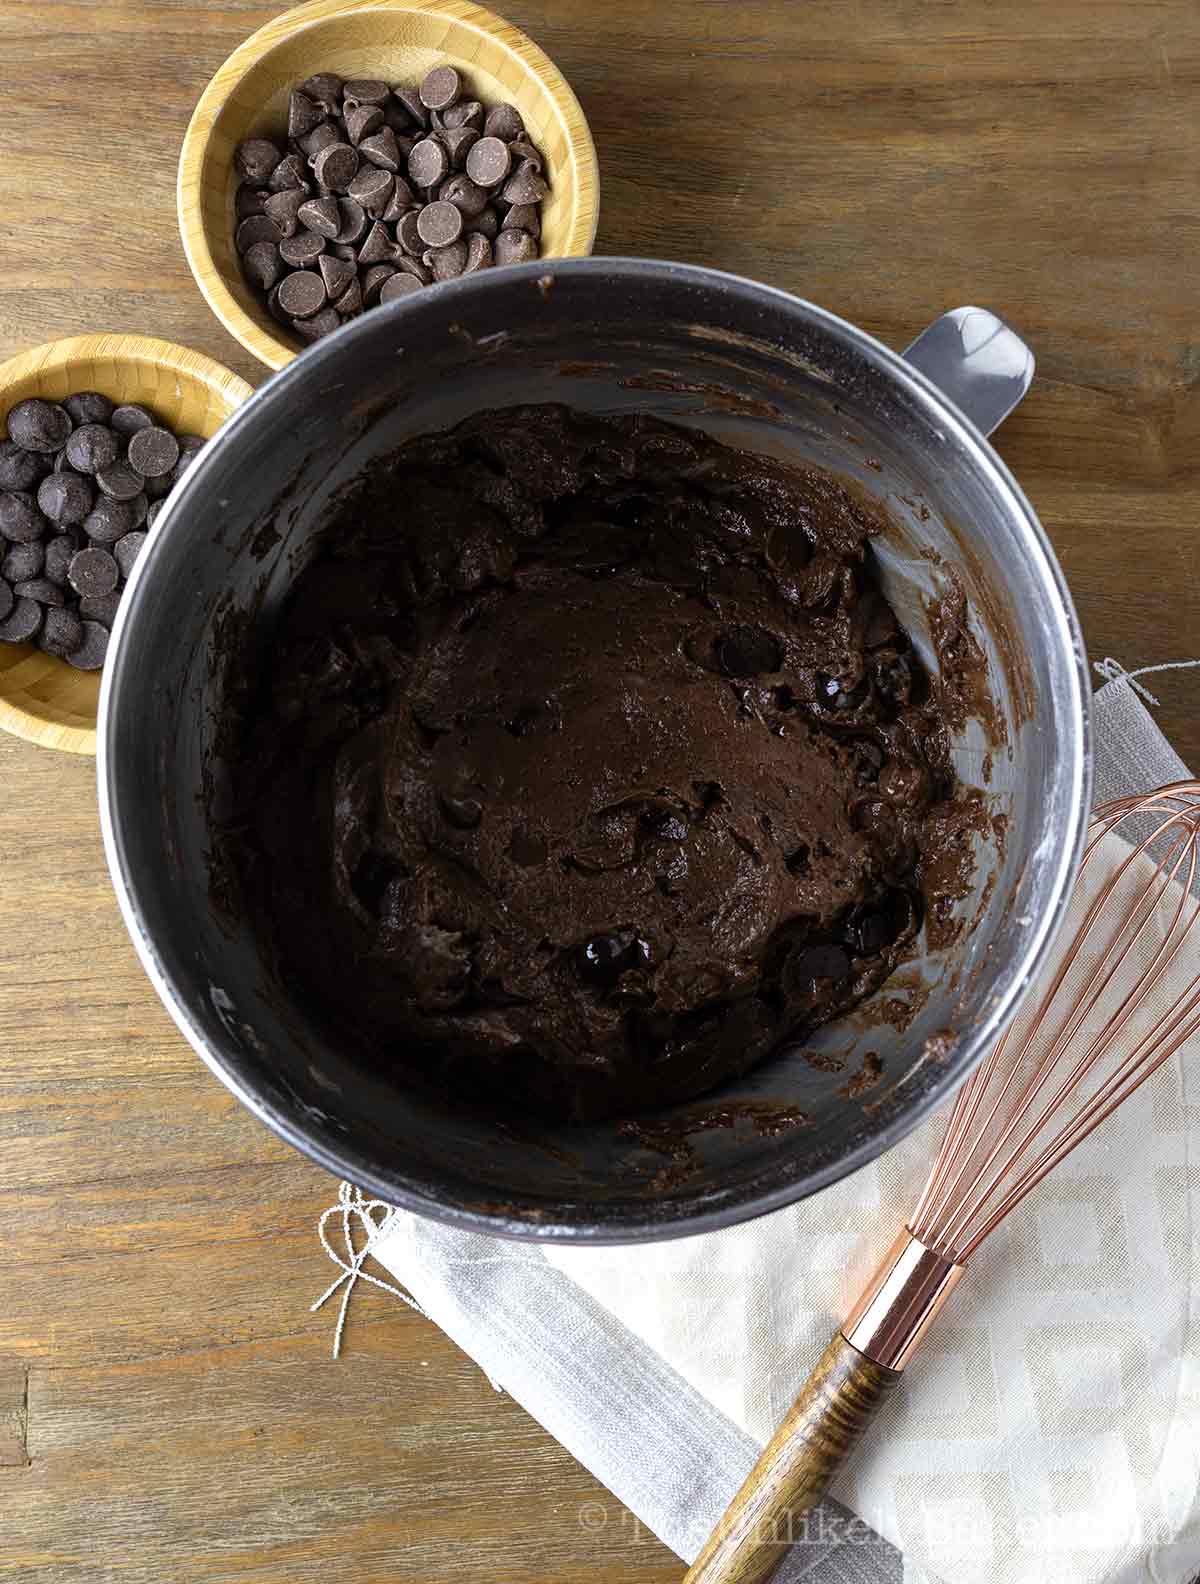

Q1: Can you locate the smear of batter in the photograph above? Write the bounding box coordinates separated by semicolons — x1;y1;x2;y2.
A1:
233;405;981;1121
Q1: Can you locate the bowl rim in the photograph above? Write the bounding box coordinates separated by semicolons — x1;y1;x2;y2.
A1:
97;259;1094;1243
0;332;253;757
177;0;601;373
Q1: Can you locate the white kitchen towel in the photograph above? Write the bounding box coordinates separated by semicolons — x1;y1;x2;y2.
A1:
325;666;1199;1584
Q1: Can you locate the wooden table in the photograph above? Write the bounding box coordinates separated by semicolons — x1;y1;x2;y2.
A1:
1;1;1197;1578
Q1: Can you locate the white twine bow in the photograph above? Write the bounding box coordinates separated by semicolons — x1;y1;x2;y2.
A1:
311;1181;425;1358
1093;656;1200;707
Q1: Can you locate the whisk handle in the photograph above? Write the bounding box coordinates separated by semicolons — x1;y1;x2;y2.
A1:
683;1331;899;1584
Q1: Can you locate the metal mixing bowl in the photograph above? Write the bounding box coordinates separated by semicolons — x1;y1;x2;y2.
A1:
98;260;1091;1242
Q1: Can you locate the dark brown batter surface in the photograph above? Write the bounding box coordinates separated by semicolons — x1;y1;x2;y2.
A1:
234;405;978;1121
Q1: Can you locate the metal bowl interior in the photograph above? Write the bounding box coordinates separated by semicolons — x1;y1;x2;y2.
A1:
98;260;1090;1242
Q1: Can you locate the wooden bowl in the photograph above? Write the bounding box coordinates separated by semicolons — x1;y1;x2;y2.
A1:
178;0;600;372
0;334;253;757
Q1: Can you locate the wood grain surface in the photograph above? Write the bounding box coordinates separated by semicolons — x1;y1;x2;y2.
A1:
1;1;1198;1581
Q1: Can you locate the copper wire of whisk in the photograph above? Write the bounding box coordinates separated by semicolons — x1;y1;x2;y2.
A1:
909;778;1200;1264
686;781;1200;1584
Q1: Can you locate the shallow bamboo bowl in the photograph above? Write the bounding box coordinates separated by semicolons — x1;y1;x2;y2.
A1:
179;0;600;371
0;335;253;757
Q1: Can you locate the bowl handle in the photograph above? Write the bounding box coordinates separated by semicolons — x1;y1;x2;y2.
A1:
903;306;1034;436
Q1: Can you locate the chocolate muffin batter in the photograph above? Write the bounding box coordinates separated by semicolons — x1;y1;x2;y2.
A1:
235;405;974;1121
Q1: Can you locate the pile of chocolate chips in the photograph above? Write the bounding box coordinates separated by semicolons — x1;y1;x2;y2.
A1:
234;66;549;344
0;395;205;668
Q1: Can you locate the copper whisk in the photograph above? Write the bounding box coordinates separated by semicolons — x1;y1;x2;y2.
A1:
687;781;1200;1584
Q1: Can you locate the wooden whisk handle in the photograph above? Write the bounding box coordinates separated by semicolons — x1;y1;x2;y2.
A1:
683;1332;899;1584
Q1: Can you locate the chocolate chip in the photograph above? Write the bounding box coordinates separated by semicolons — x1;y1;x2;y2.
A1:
407;137;449;190
508;138;544;172
442;99;483;132
439;792;482;828
501;159;547;205
577;931;652;990
237;185;270;218
344;78;390;106
358;221;396;264
83;496;135;543
243;240;282;291
79;590;122;627
318;252;356;300
334;197;368;244
14;576;63;607
43;532;81;585
269;152;310;193
65;422;120;475
293;307;340;343
347;165;394;215
389;254;427;283
37;471;93;525
68;545;119;597
63;391;114;426
313;141;358;192
66;619;108;670
465;136;510;188
716;624;782;676
502;201;540;238
7;398;72;453
440;173;487;216
330;241;359;261
110;404;154;437
819;672;869;711
39;605;83;657
423;239;468;280
0;578;11;621
396;210;424;255
0;441;47;491
144;500;165;529
297;195;342;238
466;205;500;239
277;270;327;318
420;65;461;111
0;491;44;542
345;104;384;145
288;90;325;140
236;213;282;253
494;227;538;266
360;264;397;304
263;189;307;237
299;121;340;159
383;99;413;134
235;138;280;184
299;72;343;110
483;103;524;141
379;272;423;302
440;125;479;170
392;87;429;129
334;277;363;317
463;233;493;273
95;461;144;501
0;597;42;644
53;448;79;474
267;283;289;325
127;426;179;480
2;540;42;581
416;199;463;248
279;228;327;268
381;176;416;221
785;943;851;995
358;128;402;172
